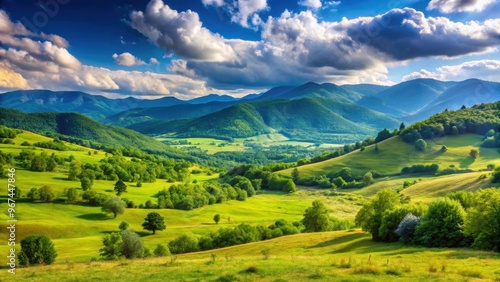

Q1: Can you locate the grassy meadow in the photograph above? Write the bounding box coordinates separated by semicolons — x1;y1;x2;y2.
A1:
281;134;500;178
1;130;500;281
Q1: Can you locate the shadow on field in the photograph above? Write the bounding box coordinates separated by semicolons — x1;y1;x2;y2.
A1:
460;157;474;168
136;231;154;237
76;213;112;220
53;177;72;181
105;189;113;193
307;233;366;249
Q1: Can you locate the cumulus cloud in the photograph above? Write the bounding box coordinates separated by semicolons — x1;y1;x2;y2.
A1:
129;0;236;62
0;62;28;90
427;0;496;13
201;0;269;28
112;52;146;66
298;0;322;9
403;60;500;82
149;58;159;64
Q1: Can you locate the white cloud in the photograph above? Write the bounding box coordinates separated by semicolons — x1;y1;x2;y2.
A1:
129;0;236;62
112;52;146;66
403;60;500;82
201;0;224;6
0;61;28;90
427;0;496;13
149;58;159;65
298;0;322;9
232;0;268;27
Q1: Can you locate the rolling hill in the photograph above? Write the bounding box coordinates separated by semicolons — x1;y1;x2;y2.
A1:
129;97;400;143
0;107;177;153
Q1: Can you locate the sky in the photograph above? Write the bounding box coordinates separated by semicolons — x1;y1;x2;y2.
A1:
0;0;499;99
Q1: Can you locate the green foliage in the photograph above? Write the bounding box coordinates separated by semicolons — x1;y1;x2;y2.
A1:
291;168;300;184
142;212;166;234
375;128;394;143
355;188;400;241
119;221;129;231
301;200;332;232
33;138;68;151
80;177;92;191
362;171;374;185
18;235;57;266
414;199;466;248
463;189;500;251
213;214;221;224
154;244;170;257
0;125;19;138
378;204;426;242
469;149;479;159
114;179;127;196
99;232;123;260
27;186;55;202
414;139;427;151
66;188;79;202
168;234;200;254
400;164;439;174
120;230;145;259
101;197;126;218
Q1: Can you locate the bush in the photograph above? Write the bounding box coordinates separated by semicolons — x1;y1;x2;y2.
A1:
120;230;144;259
414;199;466;247
301;200;332;232
154;243;171;257
469;149;479;159
99;232;123;260
415;139;427;151
395;213;420;244
463;189;500;251
119;221;129;231
168;234;200;254
18;235;57;266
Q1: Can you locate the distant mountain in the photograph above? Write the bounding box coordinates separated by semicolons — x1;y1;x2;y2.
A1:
130;97;400;143
188;94;239;104
356;96;406;117
272;82;363;103
251;86;295;101
342;84;389;96
375;79;456;114
0;90;186;121
104;101;241;127
0;108;174;152
406;79;500;122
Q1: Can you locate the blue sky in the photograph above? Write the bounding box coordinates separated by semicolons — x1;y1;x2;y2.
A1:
0;0;499;99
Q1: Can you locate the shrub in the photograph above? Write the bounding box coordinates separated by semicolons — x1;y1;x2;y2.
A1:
154;244;170;257
415;139;427;151
120;230;144;259
168;234;200;254
414;199;466;247
395;213;420;244
18;235;57;266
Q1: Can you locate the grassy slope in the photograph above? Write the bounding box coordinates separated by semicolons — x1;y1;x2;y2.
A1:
2;231;499;281
281;134;500;178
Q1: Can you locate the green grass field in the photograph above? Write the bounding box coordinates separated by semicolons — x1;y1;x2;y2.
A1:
2;230;498;281
1;130;500;281
281;134;500;178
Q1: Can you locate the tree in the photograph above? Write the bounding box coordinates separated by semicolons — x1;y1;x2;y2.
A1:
362;172;374;185
154;243;170;257
66;188;78;202
38;186;55;202
469;149;479;159
375;128;393;143
102;197;126;218
99;232;123;260
213;214;221;224
119;221;129;231
399;122;406;131
463;189;500;251
355;188;400;241
120;230;144;259
395;213;420;244
414;199;466;247
291;168;300;184
378;204;426;242
30;156;47;172
142;212;166;234
68;160;81;180
415;139;427;151
114;179;127;196
168;234;200;254
18;235;57;266
282;179;297;193
301;200;331;232
80;177;92;191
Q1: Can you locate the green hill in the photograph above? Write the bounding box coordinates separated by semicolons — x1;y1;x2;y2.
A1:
0;108;177;153
130;97;400;143
281;134;500;179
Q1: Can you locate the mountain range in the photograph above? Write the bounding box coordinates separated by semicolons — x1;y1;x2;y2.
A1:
1;78;499;143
